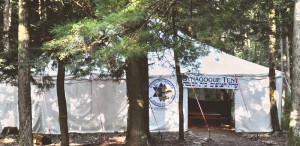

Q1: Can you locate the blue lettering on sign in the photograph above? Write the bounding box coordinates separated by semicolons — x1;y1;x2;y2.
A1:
182;76;239;89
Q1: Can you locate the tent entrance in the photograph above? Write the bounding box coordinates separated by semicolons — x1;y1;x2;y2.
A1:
187;88;233;127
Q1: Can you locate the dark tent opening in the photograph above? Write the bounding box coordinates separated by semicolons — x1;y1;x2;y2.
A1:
188;88;234;128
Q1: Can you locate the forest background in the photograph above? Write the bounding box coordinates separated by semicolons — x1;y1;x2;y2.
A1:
0;0;297;145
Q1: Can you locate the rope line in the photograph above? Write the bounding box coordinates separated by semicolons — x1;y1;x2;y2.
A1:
149;102;162;139
236;76;249;113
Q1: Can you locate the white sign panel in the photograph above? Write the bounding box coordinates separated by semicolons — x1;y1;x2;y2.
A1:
182;75;238;89
149;78;177;109
149;77;180;131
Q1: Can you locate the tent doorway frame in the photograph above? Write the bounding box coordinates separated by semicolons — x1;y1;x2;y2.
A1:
186;88;234;128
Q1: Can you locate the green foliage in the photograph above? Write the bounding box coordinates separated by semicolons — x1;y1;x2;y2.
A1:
172;0;294;68
0;0;293;81
9;0;279;81
94;0;129;17
289;129;300;145
42;19;106;76
0;50;18;85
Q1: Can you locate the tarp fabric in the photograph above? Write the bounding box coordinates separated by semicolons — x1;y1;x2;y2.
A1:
234;76;282;132
0;79;128;134
0;77;188;134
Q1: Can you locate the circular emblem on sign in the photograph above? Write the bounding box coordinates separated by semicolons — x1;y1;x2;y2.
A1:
149;78;176;107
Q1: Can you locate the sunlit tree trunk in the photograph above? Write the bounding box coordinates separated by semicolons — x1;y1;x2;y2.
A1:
38;0;47;20
289;0;300;144
268;7;280;132
57;59;69;146
125;55;151;146
18;0;33;145
284;36;291;86
281;35;292;98
3;0;11;52
280;28;284;73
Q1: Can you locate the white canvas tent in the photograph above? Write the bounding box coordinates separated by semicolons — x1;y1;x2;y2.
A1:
0;77;128;134
0;45;283;133
148;46;283;132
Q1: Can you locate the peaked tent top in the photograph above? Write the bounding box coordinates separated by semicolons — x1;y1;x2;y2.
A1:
148;46;281;77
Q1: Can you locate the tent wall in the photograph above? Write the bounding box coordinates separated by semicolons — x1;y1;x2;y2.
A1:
0;75;283;133
181;74;283;132
0;77;187;134
234;76;283;132
0;84;19;133
0;79;128;134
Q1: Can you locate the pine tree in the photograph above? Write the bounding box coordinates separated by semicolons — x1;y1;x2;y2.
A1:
18;0;33;145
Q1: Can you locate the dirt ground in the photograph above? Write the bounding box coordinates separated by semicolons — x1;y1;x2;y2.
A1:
0;125;288;146
149;124;288;146
187;126;288;146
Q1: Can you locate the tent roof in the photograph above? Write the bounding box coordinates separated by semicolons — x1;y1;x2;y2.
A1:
41;42;281;77
148;46;281;77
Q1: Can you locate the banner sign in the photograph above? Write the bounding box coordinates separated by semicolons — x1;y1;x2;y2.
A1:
148;77;181;131
182;75;238;89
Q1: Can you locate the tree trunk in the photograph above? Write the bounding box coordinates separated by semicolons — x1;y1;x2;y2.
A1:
57;59;69;146
280;27;284;73
281;35;292;98
38;0;47;20
37;0;49;40
3;0;11;52
171;0;184;140
125;55;151;146
18;0;33;145
285;36;291;86
174;49;184;140
289;0;300;144
259;43;263;65
268;7;280;132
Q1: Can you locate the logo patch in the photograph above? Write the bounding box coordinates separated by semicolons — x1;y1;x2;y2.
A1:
149;78;176;107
